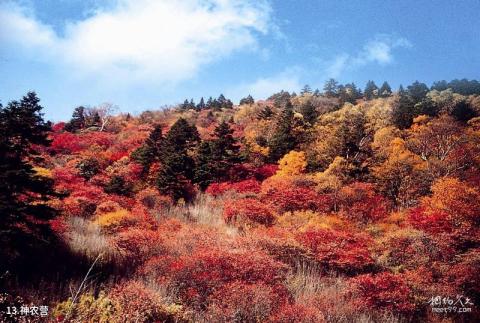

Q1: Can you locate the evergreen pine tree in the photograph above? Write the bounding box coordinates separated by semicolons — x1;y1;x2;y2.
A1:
157;118;200;201
131;124;163;172
193;141;214;190
194;121;240;190
239;95;254;105
379;81;392;97
407;81;429;103
364;80;379;100
0;92;58;272
323;79;339;97
206;97;214;109
181;99;190;110
268;101;295;161
64;106;85;132
196;97;206;110
299;100;318;125
257;106;274;120
392;89;416;129
431;80;448;91
301;84;312;95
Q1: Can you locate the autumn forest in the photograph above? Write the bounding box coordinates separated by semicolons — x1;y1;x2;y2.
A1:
1;78;480;322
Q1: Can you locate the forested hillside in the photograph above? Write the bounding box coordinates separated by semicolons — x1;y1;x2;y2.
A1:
1;78;480;322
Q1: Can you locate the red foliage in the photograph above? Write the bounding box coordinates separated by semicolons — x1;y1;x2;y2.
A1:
270;303;326;323
227;163;278;181
108;281;174;322
338;182;390;222
351;272;415;314
206;179;261;196
50;133;83;154
295;228;374;274
206;282;289;322
263;186;332;213
135;188;173;211
80;131;115;149
254;164;279;180
49;217;68;235
408;206;452;234
162;248;289;308
51;122;65;132
111;229;164;266
108;150;129;162
223;197;275;226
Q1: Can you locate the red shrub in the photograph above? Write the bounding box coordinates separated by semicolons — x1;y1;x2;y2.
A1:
206;282;289;322
408;206;452;234
164;248;289;308
339;182;390;222
52;122;65;132
351;272;415;314
296;228;374;274
111;229;164;266
50;132;83;154
254;164;278;180
270;303;326;323
108;281;175;322
206;179;261;196
223;198;275;226
49;217;68;235
80;131;115;149
226;163;278;181
263;186;332;213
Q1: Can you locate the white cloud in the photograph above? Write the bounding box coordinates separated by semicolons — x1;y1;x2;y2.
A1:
228;68;301;100
0;0;273;84
325;35;412;78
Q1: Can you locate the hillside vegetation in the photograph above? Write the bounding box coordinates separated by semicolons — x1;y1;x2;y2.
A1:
1;79;480;322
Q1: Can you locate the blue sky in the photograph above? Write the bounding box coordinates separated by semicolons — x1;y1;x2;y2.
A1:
1;0;479;121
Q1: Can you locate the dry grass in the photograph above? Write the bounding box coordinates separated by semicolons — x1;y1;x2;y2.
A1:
65;217;118;264
160;193;238;236
286;263;405;323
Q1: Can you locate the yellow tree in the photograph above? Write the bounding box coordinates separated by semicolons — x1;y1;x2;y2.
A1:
276;150;307;176
372;137;428;208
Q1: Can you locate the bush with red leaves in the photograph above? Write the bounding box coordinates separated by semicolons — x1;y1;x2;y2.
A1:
227;163;278;181
408;206;452;234
80;131;115;149
111;229;164;267
223;197;275;226
338;182;390;223
270;303;326;323
50;132;83;154
206;179;261;196
108;280;177;322
267;187;332;213
206;282;288;322
351;272;415;314
52;122;65;132
163;248;289;309
295;228;374;274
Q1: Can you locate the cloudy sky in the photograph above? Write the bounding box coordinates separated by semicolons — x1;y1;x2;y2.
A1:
1;0;479;120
